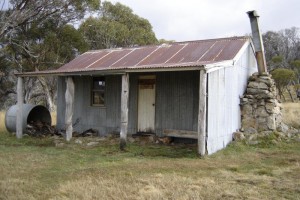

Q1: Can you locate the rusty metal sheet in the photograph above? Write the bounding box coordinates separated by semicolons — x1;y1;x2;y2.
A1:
166;40;216;63
87;49;133;69
138;44;187;65
213;39;246;62
111;46;158;68
19;36;249;76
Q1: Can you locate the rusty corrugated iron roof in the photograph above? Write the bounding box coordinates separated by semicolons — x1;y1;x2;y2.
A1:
18;36;250;76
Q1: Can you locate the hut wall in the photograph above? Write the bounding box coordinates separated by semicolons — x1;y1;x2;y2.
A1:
206;44;257;154
56;75;122;135
56;71;199;136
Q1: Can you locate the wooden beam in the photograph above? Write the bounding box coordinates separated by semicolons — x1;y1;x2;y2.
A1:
120;73;129;150
65;77;74;141
198;70;207;156
16;77;23;139
163;129;197;139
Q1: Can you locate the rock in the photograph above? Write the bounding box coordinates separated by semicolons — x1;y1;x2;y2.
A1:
277;123;289;133
75;139;83;144
248;82;269;90
95;137;106;142
244;127;257;135
56;142;65;147
241;104;253;116
266;116;276;130
265;103;275;113
87;141;99;147
128;137;135;143
248;133;258;141
259;131;273;137
233;132;245;141
242;117;257;129
255;106;269;117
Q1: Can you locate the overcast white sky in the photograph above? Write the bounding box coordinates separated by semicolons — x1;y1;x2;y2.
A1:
108;0;300;42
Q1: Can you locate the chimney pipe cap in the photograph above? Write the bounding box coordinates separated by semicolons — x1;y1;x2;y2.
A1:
247;10;259;18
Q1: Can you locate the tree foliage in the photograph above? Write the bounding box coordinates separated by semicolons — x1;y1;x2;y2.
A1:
263;27;300;71
0;0;100;40
0;0;98;110
79;2;157;49
271;68;296;100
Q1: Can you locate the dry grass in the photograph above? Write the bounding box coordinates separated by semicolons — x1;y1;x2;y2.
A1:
0;131;299;200
51;112;57;126
0;111;6;132
0;105;300;199
282;102;300;128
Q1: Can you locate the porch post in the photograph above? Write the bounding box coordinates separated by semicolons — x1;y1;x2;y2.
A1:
65;77;74;141
120;73;129;150
16;76;23;139
198;70;207;156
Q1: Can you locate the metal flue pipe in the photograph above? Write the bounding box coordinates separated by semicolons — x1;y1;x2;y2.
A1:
247;10;268;75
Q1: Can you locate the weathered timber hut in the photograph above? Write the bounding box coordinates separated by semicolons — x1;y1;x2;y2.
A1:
17;36;258;155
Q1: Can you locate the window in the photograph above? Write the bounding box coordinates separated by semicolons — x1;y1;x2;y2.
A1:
91;77;105;106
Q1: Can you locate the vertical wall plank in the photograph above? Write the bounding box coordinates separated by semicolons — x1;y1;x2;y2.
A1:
120;73;129;150
16;77;23;139
65;77;74;141
198;70;207;156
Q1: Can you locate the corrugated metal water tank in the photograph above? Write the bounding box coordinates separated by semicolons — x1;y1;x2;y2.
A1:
5;104;51;132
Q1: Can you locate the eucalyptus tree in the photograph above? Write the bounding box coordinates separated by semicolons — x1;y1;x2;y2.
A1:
0;0;99;110
80;2;158;50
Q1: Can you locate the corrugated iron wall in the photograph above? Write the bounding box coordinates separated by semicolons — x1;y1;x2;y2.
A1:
56;75;122;135
206;44;257;154
155;71;199;135
56;71;199;136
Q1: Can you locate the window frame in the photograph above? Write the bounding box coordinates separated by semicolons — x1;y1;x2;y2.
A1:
91;76;106;107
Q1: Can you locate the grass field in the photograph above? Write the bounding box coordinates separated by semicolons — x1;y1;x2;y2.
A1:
282;102;300;129
0;104;300;199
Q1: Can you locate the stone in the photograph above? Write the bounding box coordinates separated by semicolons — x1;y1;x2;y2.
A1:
242;118;257;130
255;106;269;117
87;141;99;147
128;137;135;143
256;90;274;99
277;123;289;133
233;132;245;141
241;104;253;116
258;82;269;90
248;81;259;89
75;139;83;144
259;131;273;137
266;116;276;130
245;95;254;99
95;137;106;142
265;103;275;113
244;127;257;134
257;99;266;106
56;142;65;147
246;88;259;95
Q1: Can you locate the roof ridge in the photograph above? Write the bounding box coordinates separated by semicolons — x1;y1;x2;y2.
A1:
86;36;250;53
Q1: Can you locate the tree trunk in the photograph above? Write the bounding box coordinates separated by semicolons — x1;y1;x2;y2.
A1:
37;77;56;112
286;86;295;102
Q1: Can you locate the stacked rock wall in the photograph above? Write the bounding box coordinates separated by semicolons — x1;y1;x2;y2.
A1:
240;73;282;133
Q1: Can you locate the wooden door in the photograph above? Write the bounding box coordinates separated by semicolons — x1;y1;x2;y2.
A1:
138;75;156;132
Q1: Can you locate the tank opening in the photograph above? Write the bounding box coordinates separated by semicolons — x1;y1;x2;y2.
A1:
27;105;52;125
